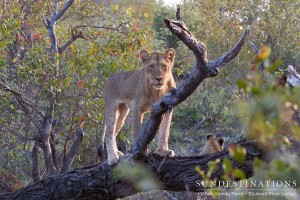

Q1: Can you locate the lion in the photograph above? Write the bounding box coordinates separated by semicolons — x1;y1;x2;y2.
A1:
99;48;176;165
199;134;225;155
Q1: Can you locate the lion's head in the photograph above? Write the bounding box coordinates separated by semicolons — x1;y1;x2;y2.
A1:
140;48;175;90
199;134;225;155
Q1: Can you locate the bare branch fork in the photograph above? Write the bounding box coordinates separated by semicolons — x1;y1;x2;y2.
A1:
58;28;88;54
42;0;75;63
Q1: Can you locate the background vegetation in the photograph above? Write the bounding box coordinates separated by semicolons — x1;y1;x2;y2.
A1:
0;0;299;199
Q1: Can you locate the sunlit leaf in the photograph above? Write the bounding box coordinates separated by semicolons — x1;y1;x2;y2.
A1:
257;45;271;60
236;79;247;90
232;169;245;180
228;144;247;163
222;158;232;174
78;80;84;89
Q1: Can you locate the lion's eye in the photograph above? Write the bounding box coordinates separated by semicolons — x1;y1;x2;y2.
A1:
149;64;154;69
162;65;167;71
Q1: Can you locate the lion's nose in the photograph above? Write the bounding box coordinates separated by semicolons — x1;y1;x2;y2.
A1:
155;77;162;82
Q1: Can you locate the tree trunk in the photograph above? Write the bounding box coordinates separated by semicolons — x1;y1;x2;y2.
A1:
61;126;85;173
31;142;41;182
39;107;57;176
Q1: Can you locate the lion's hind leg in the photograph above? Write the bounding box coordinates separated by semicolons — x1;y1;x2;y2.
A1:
105;108;121;165
115;103;129;135
157;111;175;157
114;103;129;156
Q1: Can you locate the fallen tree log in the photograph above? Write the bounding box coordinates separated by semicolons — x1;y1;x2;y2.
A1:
2;137;300;200
1;139;263;200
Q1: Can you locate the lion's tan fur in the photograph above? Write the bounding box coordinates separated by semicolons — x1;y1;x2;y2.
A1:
199;135;224;155
101;49;176;165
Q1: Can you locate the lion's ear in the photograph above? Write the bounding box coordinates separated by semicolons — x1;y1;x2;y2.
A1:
218;138;225;147
140;49;150;64
165;48;175;62
206;134;213;140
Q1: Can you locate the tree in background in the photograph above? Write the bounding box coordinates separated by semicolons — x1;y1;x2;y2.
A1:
0;0;153;184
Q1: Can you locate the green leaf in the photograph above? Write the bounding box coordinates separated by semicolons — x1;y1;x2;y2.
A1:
228;144;247;163
207;159;220;177
112;4;119;12
195;166;205;176
236;79;247;90
232;169;246;180
81;69;87;77
113;162;160;191
222;158;232;174
266;60;281;73
126;9;132;16
271;159;287;171
253;157;263;169
177;68;182;76
250;86;260;95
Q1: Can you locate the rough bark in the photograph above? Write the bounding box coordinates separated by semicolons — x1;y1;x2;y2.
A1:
287;65;300;87
39;104;57;176
0;140;263;200
61;126;85;173
31;142;41;182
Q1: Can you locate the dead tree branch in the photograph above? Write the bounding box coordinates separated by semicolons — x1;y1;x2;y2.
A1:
53;0;75;22
58;28;88;54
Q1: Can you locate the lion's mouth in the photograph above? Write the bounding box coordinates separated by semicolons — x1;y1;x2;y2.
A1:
153;83;164;88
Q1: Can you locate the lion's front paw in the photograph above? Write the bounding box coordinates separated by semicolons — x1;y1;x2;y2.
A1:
107;153;119;165
117;151;124;156
159;149;175;157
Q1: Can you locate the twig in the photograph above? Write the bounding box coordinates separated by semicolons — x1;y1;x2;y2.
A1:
7;128;35;141
53;0;75;22
58;29;88;54
18;29;30;44
45;0;53;17
74;25;129;35
249;40;267;85
41;13;49;28
176;7;181;20
0;82;45;118
208;26;250;71
157;151;173;173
